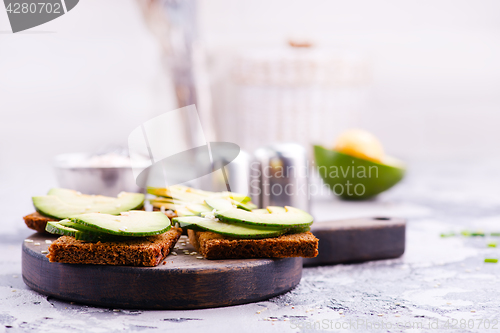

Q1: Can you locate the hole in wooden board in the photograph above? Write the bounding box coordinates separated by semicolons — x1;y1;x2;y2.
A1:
373;217;391;221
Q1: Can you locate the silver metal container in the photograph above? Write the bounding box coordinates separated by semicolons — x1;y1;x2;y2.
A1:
251;143;310;211
53;153;144;196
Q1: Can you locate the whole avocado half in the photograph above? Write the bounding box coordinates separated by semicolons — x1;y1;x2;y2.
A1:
314;145;405;200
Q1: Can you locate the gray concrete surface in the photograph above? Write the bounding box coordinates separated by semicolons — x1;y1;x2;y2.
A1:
1;160;500;332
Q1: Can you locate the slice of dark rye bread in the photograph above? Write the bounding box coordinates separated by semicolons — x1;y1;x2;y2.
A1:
188;230;319;260
47;227;182;267
23;212;56;233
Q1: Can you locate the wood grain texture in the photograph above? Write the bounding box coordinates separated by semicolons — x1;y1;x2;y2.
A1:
304;217;406;266
22;233;302;310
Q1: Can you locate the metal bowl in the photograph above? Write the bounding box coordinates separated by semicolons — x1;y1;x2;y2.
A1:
53;153;144;196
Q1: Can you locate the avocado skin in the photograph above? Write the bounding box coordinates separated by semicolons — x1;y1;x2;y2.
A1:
314;145;405;200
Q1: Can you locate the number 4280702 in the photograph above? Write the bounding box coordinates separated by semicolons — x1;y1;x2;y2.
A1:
5;2;62;14
444;319;498;330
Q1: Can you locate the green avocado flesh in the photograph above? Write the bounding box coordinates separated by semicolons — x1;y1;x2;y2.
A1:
205;197;233;211
186;203;212;214
266;206;287;214
45;221;129;242
173;216;287;239
149;186;313;238
33;188;144;219
314;145;405;200
148;187;252;204
216;206;313;228
69;211;171;236
204;197;255;212
150;201;178;210
251;209;269;214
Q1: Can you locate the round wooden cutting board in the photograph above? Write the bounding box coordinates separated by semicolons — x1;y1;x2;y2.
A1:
22;233;302;310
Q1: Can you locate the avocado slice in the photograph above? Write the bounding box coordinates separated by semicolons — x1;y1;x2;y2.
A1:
46;221;129;242
215;206;313;228
70;211;171;236
186;203;212;215
287;226;311;234
173;216;288;239
147;187;206;203
33;189;144;219
173;207;197;217
205;197;234;211
149;186;253;204
150;201;180;211
314;145;405;200
204;197;257;212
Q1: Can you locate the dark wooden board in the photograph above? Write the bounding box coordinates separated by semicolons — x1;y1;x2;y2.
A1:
304;217;406;266
22;233;302;310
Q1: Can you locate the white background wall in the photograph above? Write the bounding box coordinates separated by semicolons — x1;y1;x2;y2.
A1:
1;0;500;176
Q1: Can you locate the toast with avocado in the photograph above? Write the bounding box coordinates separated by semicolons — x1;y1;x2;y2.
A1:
44;210;181;266
24;188;145;233
188;230;318;259
149;186;319;259
47;227;182;266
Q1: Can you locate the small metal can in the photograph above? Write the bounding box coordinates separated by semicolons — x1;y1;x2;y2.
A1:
251;143;309;211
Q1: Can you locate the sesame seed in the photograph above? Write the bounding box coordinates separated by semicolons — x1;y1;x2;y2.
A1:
190;252;197;255
395;302;401;305
113;309;120;312
45;240;52;244
471;310;476;313
171;252;177;256
196;256;203;259
41;250;48;254
24;239;33;243
34;243;40;246
378;314;384;317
